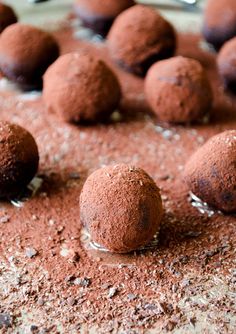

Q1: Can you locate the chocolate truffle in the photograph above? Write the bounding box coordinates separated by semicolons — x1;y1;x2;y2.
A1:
0;121;39;198
144;56;213;123
184;130;236;213
74;0;135;37
203;0;236;49
217;37;236;91
80;164;163;253
43;53;121;123
0;23;59;90
107;5;176;76
0;3;17;33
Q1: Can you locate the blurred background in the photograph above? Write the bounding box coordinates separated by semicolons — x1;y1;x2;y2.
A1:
4;0;205;32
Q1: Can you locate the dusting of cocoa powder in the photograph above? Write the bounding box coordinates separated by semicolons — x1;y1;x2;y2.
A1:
107;5;176;76
0;23;59;90
80;164;163;253
43;52;121;123
145;56;212;123
184;130;236;213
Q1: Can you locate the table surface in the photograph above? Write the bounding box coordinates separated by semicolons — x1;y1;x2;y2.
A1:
2;2;234;334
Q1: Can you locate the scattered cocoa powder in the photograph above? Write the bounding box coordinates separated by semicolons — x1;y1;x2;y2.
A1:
0;20;235;334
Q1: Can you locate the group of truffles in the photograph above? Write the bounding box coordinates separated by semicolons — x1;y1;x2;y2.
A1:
0;1;235;257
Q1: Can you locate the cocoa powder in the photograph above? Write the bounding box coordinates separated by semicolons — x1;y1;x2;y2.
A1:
0;24;235;333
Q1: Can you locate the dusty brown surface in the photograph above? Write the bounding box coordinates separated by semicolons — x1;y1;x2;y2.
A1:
0;22;235;334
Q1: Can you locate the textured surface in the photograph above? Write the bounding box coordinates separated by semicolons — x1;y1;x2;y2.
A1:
0;1;235;334
43;53;121;123
80;164;163;253
108;5;176;75
184;130;236;212
145;56;212;123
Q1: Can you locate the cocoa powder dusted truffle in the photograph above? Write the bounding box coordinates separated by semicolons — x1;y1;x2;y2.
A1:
74;0;135;37
184;130;236;213
144;56;213;123
107;5;176;76
43;53;121;123
0;23;59;90
0;121;39;198
203;0;236;49
217;37;236;91
0;3;17;33
80;164;163;253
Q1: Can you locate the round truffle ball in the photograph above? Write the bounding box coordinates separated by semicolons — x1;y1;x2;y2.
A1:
43;53;121;123
183;130;236;213
107;5;176;76
0;23;60;90
0;121;39;198
0;3;17;33
144;56;213;123
217;37;236;91
203;0;236;49
74;0;135;37
80;164;163;253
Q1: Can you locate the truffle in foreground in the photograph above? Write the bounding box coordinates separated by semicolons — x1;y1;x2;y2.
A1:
217;37;236;92
0;3;17;33
183;130;236;213
0;122;39;198
0;23;59;90
107;5;176;76
80;164;163;253
145;56;212;123
43;53;121;123
203;0;236;49
74;0;135;37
